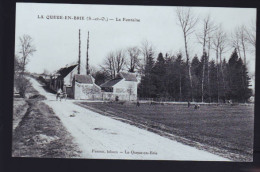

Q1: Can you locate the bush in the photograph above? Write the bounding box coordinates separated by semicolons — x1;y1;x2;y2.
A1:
15;75;31;98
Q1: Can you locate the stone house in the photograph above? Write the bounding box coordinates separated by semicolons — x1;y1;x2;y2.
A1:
100;72;138;101
70;74;101;100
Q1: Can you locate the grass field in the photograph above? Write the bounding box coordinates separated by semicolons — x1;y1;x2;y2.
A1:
80;102;254;161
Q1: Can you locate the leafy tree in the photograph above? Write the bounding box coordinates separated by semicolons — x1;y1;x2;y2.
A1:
191;55;202;101
227;49;252;102
152;53;166;98
138;48;156;98
174;53;188;101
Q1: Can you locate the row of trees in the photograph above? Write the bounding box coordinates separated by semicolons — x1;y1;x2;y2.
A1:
138;50;251;103
95;7;255;103
174;7;255;102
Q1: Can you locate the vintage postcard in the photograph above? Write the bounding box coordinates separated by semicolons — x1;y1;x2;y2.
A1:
12;3;256;161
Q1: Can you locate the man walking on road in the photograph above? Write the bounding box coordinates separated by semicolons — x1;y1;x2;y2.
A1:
56;88;62;101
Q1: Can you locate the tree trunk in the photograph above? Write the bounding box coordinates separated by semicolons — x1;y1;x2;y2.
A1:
207;38;211;103
179;72;182;101
216;50;219;103
201;33;207;102
201;53;205;102
184;33;193;101
242;42;247;64
219;53;226;102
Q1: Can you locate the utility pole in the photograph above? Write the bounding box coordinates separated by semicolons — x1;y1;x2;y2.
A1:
86;31;90;75
78;29;81;74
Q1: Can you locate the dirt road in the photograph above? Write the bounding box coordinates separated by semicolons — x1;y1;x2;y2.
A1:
29;77;230;161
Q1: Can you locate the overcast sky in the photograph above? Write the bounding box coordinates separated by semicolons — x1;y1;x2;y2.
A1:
15;3;256;77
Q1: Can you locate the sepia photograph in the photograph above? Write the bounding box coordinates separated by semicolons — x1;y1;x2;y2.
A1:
12;3;256;162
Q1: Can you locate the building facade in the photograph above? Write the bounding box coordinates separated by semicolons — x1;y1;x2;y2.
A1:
72;74;101;100
100;72;138;101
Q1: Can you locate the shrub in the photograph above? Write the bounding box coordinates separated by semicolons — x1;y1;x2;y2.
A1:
15;76;31;98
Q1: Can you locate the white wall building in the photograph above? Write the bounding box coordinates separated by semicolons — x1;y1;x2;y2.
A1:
72;74;101;100
100;72;138;101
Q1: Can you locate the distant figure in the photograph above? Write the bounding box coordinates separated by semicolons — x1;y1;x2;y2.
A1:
150;101;156;106
56;88;62;101
188;101;191;107
194;104;200;109
136;101;140;107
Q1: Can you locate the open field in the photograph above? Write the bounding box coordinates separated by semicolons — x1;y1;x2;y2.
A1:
79;102;254;161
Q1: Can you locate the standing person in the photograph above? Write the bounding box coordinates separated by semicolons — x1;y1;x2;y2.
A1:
56;88;62;101
136;100;140;107
188;100;191;107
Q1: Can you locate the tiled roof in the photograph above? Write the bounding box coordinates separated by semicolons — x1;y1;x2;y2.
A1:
119;72;138;81
74;74;93;84
56;64;77;78
100;78;123;88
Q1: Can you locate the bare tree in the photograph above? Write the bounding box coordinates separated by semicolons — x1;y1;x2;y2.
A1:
141;40;152;63
127;46;141;73
207;36;212;102
230;28;242;59
213;25;228;102
197;15;217;53
101;49;126;79
176;7;198;101
238;25;248;64
245;20;256;52
15;35;36;97
18;34;36;75
212;26;221;103
115;49;126;74
139;40;155;75
231;25;250;64
196;15;217;102
101;52;116;79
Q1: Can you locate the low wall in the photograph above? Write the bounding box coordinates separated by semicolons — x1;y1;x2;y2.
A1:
102;92;137;101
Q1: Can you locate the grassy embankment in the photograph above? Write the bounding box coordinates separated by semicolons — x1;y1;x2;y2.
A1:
12;79;81;158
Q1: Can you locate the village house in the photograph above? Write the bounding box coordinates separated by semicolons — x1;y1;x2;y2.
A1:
48;63;101;100
70;74;101;100
49;64;78;92
100;72;138;101
46;64;138;101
